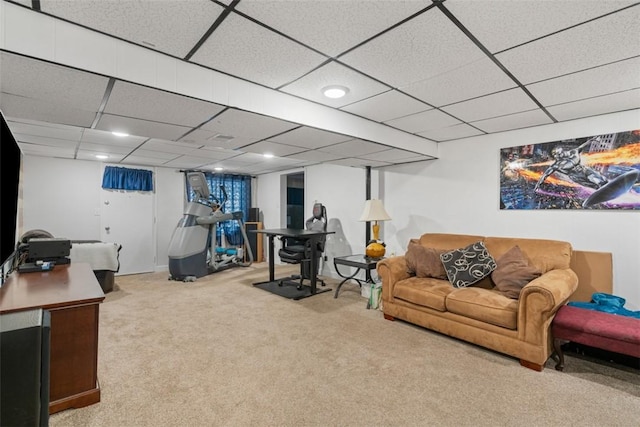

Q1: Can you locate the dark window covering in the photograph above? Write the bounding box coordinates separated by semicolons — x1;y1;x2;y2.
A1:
102;166;154;191
185;172;251;246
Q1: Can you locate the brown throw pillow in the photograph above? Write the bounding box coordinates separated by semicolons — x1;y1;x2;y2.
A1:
405;240;447;279
491;245;541;299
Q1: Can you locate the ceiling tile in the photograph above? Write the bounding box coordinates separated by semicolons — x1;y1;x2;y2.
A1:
190;13;327;88
80;128;147;147
119;155;170;166
470;109;553;134
319;139;389;157
0;52;109;111
124;149;179;160
360;148;431;163
137;139;202;155
184;147;239;161
162;156;212;169
76;150;126;162
235;1;428;57
340;8;486;88
496;6;640;84
6;119;83;141
40;0;224;58
445;0;638;53
401;57;516;107
280;61;388;107
12;133;79;149
384;109;460;133
441;88;539;123
200;109;299;143
527;57;640;107
331;158;391;168
78;142;133;155
340;90;430;122
104;81;226;127
240;141;306;157
286;150;344;162
1;93;98;127
547;89;640;121
177;128;257;150
17;143;75;158
268;126;350;149
222;152;272;166
95;114;191;140
417;124;485;142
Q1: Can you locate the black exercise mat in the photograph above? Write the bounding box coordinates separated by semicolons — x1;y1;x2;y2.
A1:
253;279;332;300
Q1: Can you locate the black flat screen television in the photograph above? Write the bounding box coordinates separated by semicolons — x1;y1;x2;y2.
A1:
1;110;21;280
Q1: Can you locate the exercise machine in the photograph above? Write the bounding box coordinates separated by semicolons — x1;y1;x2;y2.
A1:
168;172;253;281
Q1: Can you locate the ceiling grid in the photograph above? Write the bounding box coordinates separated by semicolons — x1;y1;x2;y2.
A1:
0;0;638;175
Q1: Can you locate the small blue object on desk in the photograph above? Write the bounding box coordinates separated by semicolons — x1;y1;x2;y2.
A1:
18;261;55;273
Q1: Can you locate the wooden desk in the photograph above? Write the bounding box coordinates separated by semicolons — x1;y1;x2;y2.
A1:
0;263;105;414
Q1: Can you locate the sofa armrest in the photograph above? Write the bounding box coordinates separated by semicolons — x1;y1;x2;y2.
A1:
377;256;411;303
517;268;578;343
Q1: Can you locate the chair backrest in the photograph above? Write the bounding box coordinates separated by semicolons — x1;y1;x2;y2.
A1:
306;203;327;251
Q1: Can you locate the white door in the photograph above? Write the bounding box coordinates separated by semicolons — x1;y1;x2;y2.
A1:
101;189;155;275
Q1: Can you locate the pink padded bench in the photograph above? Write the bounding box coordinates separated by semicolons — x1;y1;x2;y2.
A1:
551;305;640;371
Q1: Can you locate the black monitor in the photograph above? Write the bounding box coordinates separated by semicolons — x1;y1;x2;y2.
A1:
1;110;21;281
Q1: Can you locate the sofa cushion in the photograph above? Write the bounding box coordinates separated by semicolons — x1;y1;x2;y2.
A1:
393;277;454;312
440;241;497;288
405;240;447;279
491;245;541;299
446;287;519;329
483;237;572;273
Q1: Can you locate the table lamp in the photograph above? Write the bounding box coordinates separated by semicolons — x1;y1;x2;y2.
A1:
359;199;391;258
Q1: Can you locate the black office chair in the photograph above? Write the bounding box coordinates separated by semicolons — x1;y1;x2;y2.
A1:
278;203;328;289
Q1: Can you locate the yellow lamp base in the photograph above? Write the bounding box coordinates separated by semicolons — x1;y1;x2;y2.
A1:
366;242;386;259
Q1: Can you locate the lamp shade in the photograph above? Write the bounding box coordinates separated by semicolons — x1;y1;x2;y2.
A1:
359;199;391;222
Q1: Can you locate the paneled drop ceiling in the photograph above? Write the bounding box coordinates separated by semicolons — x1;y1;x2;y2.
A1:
1;0;639;175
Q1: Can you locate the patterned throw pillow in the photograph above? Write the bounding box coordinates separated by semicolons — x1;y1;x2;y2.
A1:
440;241;497;288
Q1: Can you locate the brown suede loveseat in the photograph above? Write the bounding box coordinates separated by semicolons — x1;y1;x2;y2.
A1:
377;233;578;371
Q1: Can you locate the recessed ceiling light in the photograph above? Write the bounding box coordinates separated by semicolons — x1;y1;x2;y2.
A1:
95;154;109;160
263;153;274;158
112;131;129;137
214;167;223;171
322;85;349;99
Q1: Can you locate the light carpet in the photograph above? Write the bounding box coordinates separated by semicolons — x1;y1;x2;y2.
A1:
50;263;640;426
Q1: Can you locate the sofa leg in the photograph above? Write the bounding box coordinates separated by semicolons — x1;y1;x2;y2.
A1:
520;359;543;371
383;313;395;321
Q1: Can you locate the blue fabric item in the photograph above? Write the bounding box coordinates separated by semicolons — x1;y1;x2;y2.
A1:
102;166;153;191
567;293;640;318
185;172;251;246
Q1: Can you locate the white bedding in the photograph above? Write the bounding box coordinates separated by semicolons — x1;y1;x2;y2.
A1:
69;242;121;271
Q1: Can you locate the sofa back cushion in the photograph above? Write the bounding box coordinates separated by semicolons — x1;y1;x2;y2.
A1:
418;233;484;251
483;237;572;273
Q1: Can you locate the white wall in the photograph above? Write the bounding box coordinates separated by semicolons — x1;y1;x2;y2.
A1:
22;156;102;240
155;167;185;270
21;156;184;271
380;110;640;310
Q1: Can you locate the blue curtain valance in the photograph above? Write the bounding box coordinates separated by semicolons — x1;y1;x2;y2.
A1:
102;166;154;191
